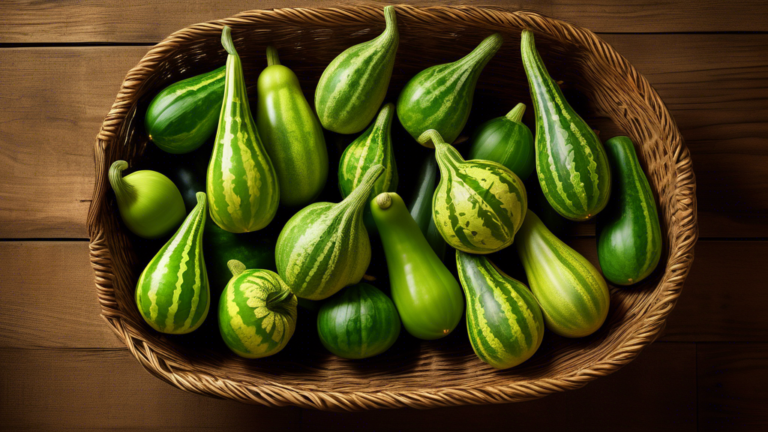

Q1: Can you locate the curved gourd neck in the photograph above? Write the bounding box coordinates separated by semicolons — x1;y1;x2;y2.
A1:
266;46;280;66
227;259;246;277
108;160;135;203
505;103;526;123
374;6;398;47
521;30;562;103
455;33;503;72
418;129;465;169
338;164;385;214
221;26;239;59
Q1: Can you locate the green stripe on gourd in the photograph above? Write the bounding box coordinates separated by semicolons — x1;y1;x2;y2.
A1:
456;251;544;369
419;129;527;255
135;192;210;334
467;103;535;181
407;154;446;260
207;26;279;233
515;209;610;338
276;165;384;300
397;33;503;146
218;260;297;358
521;30;611;221
315;6;398;134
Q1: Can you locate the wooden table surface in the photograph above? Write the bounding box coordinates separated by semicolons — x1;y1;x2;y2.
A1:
1;1;767;430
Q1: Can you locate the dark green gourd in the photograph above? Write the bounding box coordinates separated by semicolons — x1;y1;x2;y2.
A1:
407;154;446;260
468;103;535;180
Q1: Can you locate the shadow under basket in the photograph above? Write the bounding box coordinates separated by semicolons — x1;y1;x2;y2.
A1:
87;5;698;411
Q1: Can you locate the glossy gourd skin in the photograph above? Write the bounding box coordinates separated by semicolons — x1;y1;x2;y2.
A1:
315;6;398;134
456;251;544;369
521;30;611;221
420;130;527;255
397;33;503;145
257;46;328;207
276;165;384;300
109;160;186;239
317;283;400;359
515;210;610;338
207;26;279;233
371;192;464;340
596;136;662;285
218;260;297;358
145;66;225;154
135;192;210;334
468;103;535;180
407;154;446;260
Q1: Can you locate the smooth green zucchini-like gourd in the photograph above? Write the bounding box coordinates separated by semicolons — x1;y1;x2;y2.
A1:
456;251;544;369
407;154;446;260
315;6;398;134
207;26;279;233
467;103;535;180
275;165;384;300
419;129;527;254
521;30;611;221
135;192;210;334
397;33;503;145
597;136;662;285
515;210;610;338
257;46;328;207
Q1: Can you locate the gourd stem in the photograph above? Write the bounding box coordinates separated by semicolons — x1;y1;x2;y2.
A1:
382;6;398;37
266;288;293;309
457;33;503;68
221;26;238;57
227;260;246;277
266;46;280;66
375;193;392;210
108;160;134;201
341;164;385;213
417;129;446;148
505;103;526;123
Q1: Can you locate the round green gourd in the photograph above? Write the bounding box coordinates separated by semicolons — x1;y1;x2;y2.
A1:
467;103;535;180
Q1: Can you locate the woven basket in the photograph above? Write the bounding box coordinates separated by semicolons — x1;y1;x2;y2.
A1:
87;4;698;411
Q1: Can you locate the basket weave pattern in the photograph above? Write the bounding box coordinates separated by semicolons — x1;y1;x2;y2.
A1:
87;5;697;410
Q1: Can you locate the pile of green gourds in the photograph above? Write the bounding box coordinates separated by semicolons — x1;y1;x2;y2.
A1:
111;6;662;369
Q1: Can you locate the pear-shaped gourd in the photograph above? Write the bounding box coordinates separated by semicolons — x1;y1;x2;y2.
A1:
521;29;611;221
398;33;503;146
515;210;610;338
207;26;279;233
218;260;297;358
257;46;328;207
456;251;544;369
315;6;398;134
468;103;535;180
276;165;384;300
135;192;210;334
109;160;186;239
338;103;398;232
419;130;527;254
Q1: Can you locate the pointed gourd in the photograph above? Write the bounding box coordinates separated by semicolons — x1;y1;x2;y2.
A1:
257;46;328;207
419;129;527;255
135;192;210;334
315;6;398;134
275;165;385;300
207;26;280;233
456;251;544;369
407;154;446;260
521;29;611;221
398;33;503;145
515;209;610;338
218;260;297;358
468;103;535;180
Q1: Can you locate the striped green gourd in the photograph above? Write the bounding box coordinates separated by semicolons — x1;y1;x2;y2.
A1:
407;154;446;260
338;103;398;232
515;209;610;338
315;6;398;134
145;66;225;154
207;26;279;233
135;192;210;334
256;46;328;207
521;29;611;221
276;165;384;300
218;260;297;358
596;136;662;285
397;33;503;145
317;283;400;359
467;103;535;180
456;251;544;369
419;129;527;255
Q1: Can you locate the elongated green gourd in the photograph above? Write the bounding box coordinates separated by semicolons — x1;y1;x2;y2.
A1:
218;260;297;358
338;103;398;232
371;192;464;340
597;136;662;285
468;103;535;180
419;130;527;254
135;192;210;334
207;26;279;233
521;30;611;221
257;46;328;207
145;66;225;154
515;210;610;338
276;165;384;300
456;251;544;369
315;6;398;134
398;33;503;145
109;160;186;239
407;154;446;259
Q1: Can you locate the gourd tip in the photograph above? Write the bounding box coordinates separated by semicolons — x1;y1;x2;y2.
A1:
221;26;237;56
266;45;280;66
506;103;526;122
417;129;444;148
227;259;246;278
195;191;206;204
375;193;392;210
